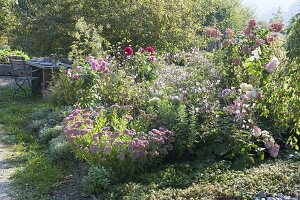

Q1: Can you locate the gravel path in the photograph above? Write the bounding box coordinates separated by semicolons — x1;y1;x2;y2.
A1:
0;128;16;200
0;77;17;199
0;76;16;88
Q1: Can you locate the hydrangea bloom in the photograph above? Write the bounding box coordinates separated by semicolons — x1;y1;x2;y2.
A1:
270;22;284;32
265;57;279;73
248;19;257;29
205;27;221;38
240;83;253;92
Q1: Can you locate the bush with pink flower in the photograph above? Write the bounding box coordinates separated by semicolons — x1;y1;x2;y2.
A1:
63;104;175;177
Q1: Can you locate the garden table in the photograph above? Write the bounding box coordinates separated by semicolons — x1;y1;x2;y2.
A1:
26;60;70;94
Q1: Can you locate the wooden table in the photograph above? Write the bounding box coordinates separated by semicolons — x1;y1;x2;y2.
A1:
26;61;70;94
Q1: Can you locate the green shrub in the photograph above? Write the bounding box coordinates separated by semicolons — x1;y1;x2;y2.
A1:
81;166;111;195
38;125;62;143
48;135;74;160
0;48;29;63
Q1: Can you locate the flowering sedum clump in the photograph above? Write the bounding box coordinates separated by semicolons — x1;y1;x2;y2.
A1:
63;104;175;176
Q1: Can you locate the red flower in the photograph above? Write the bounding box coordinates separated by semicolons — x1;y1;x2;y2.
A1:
146;46;155;54
124;46;133;57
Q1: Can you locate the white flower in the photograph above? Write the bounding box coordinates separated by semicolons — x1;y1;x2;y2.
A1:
250;47;261;61
240;83;253;92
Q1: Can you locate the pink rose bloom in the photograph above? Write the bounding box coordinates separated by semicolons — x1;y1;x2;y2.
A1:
265;57;279;73
248;19;257;29
73;73;80;80
149;55;156;63
251;126;261;138
225;28;234;36
242;45;250;54
268;144;280;158
139;47;145;53
66;68;72;78
232;58;240;66
146;46;155;54
270;22;284;32
124;46;133;57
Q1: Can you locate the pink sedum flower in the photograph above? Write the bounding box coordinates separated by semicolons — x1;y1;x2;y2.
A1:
265;57;279;73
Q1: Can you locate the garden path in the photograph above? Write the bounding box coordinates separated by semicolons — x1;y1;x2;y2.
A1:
0;127;16;200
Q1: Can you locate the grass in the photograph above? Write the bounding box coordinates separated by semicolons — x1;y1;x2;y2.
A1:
0;88;62;199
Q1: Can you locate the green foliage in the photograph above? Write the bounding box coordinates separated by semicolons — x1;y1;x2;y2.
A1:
0;48;29;63
38;125;62;143
286;13;300;62
0;0;15;44
69;18;108;66
81;166;111;195
82;0;202;52
10;0;78;56
199;0;254;30
12;154;62;193
48;135;74;160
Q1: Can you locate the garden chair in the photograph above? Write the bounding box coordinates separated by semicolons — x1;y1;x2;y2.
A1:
9;56;39;97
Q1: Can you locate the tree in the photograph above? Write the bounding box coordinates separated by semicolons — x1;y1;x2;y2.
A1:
270;7;284;23
0;0;15;45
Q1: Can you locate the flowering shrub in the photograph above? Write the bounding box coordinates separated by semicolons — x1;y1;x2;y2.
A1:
63;105;175;177
122;46;158;83
222;83;279;159
215;19;283;88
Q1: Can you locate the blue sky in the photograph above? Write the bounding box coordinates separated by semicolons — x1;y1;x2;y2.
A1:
242;0;300;22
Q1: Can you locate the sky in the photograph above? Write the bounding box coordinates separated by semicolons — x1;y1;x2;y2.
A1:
242;0;300;22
